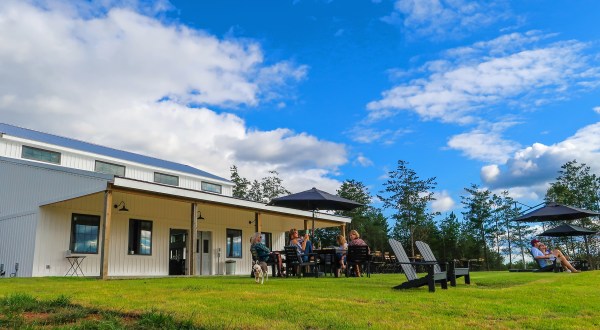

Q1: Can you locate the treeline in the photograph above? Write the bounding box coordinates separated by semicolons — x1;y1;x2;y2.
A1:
231;160;600;270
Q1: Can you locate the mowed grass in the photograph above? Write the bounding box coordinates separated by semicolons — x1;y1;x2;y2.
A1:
1;271;599;329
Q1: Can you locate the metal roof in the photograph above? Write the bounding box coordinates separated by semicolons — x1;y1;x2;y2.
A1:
0;123;230;183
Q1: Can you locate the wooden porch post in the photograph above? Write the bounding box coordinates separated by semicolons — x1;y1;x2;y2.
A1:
255;212;262;233
188;203;198;275
340;224;346;238
100;189;113;279
304;220;309;232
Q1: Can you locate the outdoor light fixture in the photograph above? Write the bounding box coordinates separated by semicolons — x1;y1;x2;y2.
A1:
197;211;205;220
114;201;129;212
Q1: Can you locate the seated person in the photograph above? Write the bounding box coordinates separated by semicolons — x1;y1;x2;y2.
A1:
250;232;284;277
348;229;369;277
334;234;348;274
530;239;580;273
288;228;313;262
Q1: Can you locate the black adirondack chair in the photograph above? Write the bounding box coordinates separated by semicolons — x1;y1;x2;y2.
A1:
283;246;318;277
388;238;448;292
415;241;471;286
346;245;372;277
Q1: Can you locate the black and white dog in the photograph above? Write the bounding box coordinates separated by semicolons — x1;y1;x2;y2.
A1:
253;260;268;284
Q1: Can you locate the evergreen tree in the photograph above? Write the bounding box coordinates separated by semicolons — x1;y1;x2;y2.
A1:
230;165;250;199
461;184;494;270
261;170;291;202
230;167;290;203
438;212;461;261
378;160;438;256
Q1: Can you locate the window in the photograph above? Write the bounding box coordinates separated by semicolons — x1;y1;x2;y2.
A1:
95;160;125;176
21;145;61;164
226;229;242;258
129;219;153;255
201;182;222;194
70;214;100;254
261;232;272;250
154;172;179;186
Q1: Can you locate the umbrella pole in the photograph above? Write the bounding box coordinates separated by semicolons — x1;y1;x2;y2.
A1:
312;209;315;238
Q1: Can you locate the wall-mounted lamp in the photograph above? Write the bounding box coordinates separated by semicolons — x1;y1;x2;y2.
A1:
114;201;129;212
197;211;205;220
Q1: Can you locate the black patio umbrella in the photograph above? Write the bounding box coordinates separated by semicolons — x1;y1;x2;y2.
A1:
538;223;598;262
268;187;363;235
514;202;600;222
538;223;598;237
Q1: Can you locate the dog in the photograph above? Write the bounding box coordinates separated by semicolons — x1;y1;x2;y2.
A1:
253;260;268;284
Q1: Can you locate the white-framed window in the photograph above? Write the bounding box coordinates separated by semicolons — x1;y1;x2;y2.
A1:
201;181;222;194
21;145;61;164
154;172;179;186
95;160;125;176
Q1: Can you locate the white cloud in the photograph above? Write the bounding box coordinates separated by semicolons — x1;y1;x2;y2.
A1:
594;106;600;114
367;33;598;125
347;125;412;145
482;122;600;197
431;190;455;213
447;129;520;163
382;0;510;40
354;154;374;167
481;164;500;183
0;0;347;193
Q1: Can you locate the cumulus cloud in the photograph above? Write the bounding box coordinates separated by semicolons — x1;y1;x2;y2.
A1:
447;129;520;163
594;106;600;114
0;0;347;192
482;122;600;199
367;32;599;125
431;190;455;213
382;0;510;40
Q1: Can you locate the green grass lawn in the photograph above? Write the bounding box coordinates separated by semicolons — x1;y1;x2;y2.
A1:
1;271;599;329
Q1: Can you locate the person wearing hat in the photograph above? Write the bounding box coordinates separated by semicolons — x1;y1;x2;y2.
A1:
530;239;580;272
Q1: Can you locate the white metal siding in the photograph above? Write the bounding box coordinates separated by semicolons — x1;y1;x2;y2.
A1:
32;194;104;277
0;213;38;278
0;138;234;197
0;139;21;158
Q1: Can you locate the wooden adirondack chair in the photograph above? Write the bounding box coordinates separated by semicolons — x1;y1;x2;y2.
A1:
415;241;471;286
388;238;448;292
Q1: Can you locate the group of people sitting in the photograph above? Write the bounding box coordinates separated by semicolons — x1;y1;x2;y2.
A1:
530;238;581;273
250;228;369;278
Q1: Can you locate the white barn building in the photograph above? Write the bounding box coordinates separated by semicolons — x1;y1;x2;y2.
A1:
0;123;349;278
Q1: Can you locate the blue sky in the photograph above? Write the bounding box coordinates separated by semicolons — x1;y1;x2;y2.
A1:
2;0;600;221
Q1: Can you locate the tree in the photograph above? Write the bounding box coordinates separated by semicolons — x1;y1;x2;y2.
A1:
230;167;290;203
461;184;494;270
545;160;600;267
491;191;520;268
312;179;390;252
438;212;461;261
546;160;600;214
230;165;250;199
260;171;291;202
378;160;438;256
